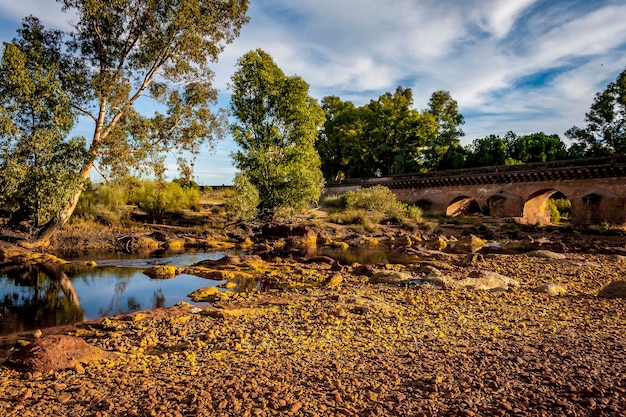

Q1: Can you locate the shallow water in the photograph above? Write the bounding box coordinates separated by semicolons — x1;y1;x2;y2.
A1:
0;251;230;338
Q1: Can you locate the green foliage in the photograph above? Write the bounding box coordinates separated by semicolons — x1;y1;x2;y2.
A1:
317;87;440;179
0;17;86;227
129;180;200;223
230;49;325;214
566;67;626;156
467;131;569;168
344;185;406;217
328;209;383;232
548;200;561;224
551;198;571;219
422;90;465;170
326;186;421;230
406;205;423;220
225;173;260;221
74;178;200;224
1;1;250;242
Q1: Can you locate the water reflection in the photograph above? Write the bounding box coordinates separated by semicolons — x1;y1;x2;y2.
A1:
0;251;230;337
0;263;84;336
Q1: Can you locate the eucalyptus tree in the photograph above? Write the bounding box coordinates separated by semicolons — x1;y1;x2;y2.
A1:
229;49;325;214
0;17;85;228
0;0;249;246
422;90;465;170
317;96;365;180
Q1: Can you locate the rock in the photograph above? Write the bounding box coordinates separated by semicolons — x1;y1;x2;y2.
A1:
597;280;626;299
449;235;488;254
188;286;221;302
400;274;452;289
426;236;448;251
133;236;160;250
324;273;343;288
370;270;412;284
147;231;168;242
353;265;375;277
6;335;118;373
458;270;519;291
415;264;443;276
460;253;484;266
525;250;566;259
533;283;567;296
164;239;185;249
143;265;180;279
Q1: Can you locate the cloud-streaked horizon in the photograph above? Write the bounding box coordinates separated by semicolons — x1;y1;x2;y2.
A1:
1;0;625;184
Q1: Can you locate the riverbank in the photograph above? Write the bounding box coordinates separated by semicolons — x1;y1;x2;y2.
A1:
1;242;625;416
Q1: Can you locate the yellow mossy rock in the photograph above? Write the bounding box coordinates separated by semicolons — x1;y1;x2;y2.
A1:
237;238;254;249
143;265;180;279
219;281;238;290
184;267;254;281
426;236;448;251
188;286;221;302
325;273;343;288
330;241;349;250
164;239;185;249
135;237;160;249
205;241;236;249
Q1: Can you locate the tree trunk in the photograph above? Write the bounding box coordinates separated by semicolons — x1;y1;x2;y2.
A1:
19;160;94;249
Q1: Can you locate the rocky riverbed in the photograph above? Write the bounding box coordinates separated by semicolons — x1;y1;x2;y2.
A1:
1;247;625;417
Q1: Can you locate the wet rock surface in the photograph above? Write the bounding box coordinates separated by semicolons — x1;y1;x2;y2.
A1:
0;253;625;416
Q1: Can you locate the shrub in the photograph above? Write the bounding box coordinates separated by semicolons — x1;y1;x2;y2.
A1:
548;200;560;224
344;185;407;217
225;174;260;221
129;180;200;223
551;198;571;219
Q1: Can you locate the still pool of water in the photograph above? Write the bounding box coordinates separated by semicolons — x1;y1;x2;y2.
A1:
0;251;230;338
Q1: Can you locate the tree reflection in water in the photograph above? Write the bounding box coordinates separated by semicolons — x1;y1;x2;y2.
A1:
0;263;85;335
152;289;166;309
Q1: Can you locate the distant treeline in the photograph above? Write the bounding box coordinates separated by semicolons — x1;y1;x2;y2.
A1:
316;67;626;180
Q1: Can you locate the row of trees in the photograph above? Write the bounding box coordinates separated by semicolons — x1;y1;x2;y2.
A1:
316;66;626;179
317;88;464;179
0;0;625;241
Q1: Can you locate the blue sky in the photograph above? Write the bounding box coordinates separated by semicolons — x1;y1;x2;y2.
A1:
1;0;626;185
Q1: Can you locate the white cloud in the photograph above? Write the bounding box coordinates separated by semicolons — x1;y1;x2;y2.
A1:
469;0;538;38
1;0;626;183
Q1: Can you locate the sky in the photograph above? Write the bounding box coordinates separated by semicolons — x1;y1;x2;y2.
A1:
1;0;626;185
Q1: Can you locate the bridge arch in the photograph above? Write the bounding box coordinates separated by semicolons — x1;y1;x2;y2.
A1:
446;196;481;217
573;189;625;225
486;191;523;217
522;189;566;225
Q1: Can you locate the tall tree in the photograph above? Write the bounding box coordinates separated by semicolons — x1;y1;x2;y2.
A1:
0;17;85;229
423;90;465;170
1;0;249;247
229;49;325;214
566;67;626;156
364;86;436;176
317;96;362;180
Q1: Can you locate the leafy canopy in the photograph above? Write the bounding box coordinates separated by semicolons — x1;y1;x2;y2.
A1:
0;0;249;243
0;17;85;227
566;67;626;156
229;49;325;213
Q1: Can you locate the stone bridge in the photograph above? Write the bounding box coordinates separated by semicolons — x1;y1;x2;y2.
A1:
324;156;626;226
